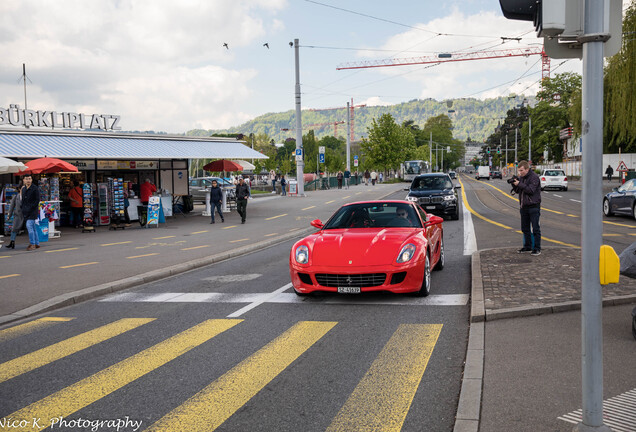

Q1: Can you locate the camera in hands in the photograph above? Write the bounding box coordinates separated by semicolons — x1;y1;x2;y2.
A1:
507;175;519;185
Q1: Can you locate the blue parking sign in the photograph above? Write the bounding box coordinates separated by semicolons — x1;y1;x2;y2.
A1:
319;153;325;163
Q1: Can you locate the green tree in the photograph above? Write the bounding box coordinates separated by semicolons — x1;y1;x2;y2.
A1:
362;114;416;173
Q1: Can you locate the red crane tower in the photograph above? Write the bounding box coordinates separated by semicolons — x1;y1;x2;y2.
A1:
308;98;367;142
281;120;346;137
336;46;551;83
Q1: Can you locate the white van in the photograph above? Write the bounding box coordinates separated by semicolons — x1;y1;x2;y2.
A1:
476;166;491;180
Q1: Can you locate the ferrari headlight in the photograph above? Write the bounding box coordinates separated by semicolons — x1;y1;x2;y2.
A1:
406;196;418;202
295;245;309;264
443;194;456;201
397;244;416;263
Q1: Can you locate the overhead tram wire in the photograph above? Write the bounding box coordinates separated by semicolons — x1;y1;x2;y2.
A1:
303;0;529;40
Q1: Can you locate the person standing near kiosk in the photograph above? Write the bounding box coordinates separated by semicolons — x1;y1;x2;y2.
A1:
21;174;40;251
140;178;156;204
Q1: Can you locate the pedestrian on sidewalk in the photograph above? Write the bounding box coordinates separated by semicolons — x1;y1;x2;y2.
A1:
235;177;250;224
21;174;40;251
337;171;343;189
605;164;614;182
364;169;370;186
344;169;351;189
512;160;542;256
67;180;83;228
370;170;378;186
270;170;277;193
5;181;23;249
209;180;224;223
280;175;287;196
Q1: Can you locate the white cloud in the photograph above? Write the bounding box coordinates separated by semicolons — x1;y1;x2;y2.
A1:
0;0;287;132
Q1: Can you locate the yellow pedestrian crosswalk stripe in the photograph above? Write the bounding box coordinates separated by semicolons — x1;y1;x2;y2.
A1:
0;318;154;384
3;319;242;432
146;320;337;432
0;317;74;343
326;324;443;432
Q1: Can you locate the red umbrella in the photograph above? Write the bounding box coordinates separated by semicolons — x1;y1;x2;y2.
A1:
203;159;243;172
17;157;79;174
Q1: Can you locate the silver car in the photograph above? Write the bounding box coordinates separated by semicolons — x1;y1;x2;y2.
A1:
189;177;234;203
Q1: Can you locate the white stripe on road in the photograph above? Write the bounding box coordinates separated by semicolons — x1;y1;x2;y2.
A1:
462;188;478;256
226;283;294;317
99;291;469;306
570;199;582;203
553;194;562;198
558;387;636;431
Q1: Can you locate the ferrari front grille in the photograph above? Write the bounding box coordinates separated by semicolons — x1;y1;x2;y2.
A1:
315;273;387;287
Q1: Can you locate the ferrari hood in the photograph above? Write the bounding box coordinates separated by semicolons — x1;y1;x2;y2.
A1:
311;229;416;267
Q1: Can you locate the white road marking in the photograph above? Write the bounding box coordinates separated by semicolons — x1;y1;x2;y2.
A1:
226;283;293;317
553;194;562;198
203;274;262;283
558;387;636;431
99;291;469;306
570;199;582;203
463;193;477;256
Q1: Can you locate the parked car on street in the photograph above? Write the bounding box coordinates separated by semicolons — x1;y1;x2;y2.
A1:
189;177;234;203
448;171;456;179
289;200;444;296
490;170;502;179
603;178;636;219
405;173;460;220
540;169;568;191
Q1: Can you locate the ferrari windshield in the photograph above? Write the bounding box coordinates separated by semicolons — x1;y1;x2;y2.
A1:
323;203;422;229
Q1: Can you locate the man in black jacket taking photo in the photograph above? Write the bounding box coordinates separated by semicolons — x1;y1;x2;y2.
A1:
512;160;542;256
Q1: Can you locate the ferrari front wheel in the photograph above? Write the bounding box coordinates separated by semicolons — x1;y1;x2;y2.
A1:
434;238;445;271
413;254;431;297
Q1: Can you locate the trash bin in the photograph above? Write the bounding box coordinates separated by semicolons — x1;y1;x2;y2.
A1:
625;170;636;181
182;195;194;213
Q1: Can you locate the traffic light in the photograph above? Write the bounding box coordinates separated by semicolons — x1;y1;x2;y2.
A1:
497;146;501;155
487;146;491;154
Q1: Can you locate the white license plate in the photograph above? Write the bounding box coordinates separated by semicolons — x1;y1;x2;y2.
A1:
337;287;361;294
426;206;436;210
550;178;559;181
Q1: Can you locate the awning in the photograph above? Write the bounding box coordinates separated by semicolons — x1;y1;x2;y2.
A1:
0;129;268;160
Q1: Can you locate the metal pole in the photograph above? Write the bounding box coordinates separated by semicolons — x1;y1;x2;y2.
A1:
575;0;610;430
529;116;532;165
429;131;432;171
505;133;508;167
294;38;305;196
515;128;518;165
346;101;351;172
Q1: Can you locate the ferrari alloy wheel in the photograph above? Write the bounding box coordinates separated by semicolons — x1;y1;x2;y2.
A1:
414;254;431;297
434;238;445;271
603;199;613;216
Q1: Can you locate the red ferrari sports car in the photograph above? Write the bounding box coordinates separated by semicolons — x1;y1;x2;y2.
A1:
289;200;444;296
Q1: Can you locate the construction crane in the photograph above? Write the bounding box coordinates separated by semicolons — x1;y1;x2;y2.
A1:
281;121;346;137
336;46;551;82
308;98;367;142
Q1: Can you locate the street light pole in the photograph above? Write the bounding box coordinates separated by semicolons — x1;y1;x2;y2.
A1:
293;38;305;196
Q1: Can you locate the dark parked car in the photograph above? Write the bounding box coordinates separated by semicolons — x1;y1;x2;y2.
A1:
189;177;234;203
448;171;456;179
490;170;502;179
603;178;636;219
405;173;461;220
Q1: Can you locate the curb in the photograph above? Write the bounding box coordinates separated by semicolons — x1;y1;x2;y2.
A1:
453;251;485;432
454;250;636;432
0;226;315;326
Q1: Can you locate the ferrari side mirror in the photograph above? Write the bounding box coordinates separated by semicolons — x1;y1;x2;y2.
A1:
310;219;324;229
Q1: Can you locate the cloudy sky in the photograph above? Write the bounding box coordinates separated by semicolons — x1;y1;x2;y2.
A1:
0;0;600;133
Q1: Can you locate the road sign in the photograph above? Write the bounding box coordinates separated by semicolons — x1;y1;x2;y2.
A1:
295;148;303;162
354;158;358;167
617;161;628;172
319;146;325;154
319;153;325;164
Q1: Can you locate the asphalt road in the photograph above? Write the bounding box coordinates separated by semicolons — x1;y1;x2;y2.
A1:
0;184;471;432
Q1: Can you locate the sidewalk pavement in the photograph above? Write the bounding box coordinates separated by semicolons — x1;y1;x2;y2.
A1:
455;247;636;432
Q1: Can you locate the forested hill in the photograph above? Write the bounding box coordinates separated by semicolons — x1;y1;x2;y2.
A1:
187;96;534;143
